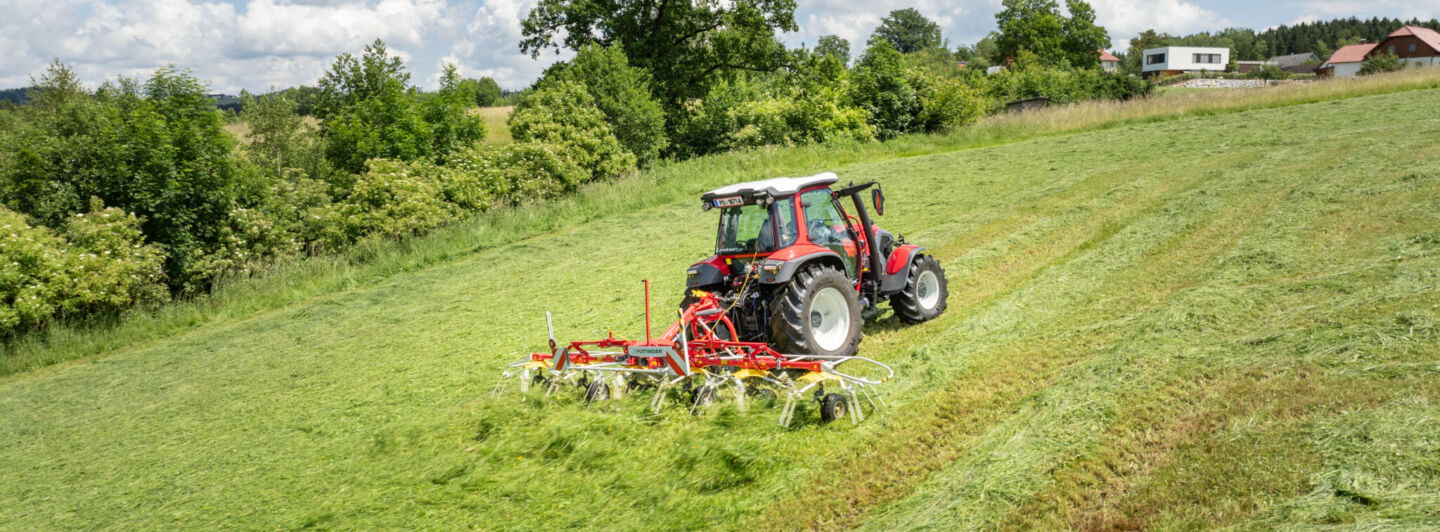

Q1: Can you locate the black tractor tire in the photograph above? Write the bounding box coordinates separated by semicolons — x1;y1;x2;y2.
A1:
820;393;848;423
891;255;948;324
769;265;863;358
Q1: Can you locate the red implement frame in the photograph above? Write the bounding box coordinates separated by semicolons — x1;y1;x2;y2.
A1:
523;288;825;375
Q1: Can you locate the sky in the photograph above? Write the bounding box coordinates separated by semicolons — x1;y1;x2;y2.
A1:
2;0;1439;94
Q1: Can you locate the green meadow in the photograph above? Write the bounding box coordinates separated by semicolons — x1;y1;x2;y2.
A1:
3;76;1439;529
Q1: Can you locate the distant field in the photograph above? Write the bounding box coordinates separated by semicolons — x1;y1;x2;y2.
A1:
476;105;512;144
2;79;1437;529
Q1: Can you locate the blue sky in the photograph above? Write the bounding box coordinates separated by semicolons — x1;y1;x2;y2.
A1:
2;0;1437;93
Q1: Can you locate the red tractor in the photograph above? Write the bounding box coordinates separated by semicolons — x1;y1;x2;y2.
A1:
684;172;948;358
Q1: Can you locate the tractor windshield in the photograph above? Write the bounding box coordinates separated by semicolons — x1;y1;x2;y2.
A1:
716;201;797;254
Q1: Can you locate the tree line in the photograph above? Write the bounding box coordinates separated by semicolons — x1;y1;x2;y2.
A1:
0;0;1151;338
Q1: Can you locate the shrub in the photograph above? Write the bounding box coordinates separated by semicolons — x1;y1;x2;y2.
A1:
1;201;166;335
0;207;69;332
59;200;169;311
1359;53;1406;76
0;62;248;291
912;74;988;131
338;159;458;239
445;143;589;202
546;45;668;165
508;81;636;182
1245;64;1292;80
851;39;918;140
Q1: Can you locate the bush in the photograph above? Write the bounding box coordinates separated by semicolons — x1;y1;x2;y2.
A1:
508;81;636;182
1360;53;1406;76
546;45;668;166
338;159;459;240
1245;64;1292;80
912;74;988;131
445;143;589;202
0;62;248;291
851;39;918;140
1;201;165;335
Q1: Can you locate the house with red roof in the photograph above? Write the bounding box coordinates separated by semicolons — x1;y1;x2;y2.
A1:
1371;25;1440;68
1318;43;1378;78
1320;26;1440;78
1098;49;1120;72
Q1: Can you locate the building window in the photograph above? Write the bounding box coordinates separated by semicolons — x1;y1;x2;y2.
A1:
1147;53;1166;65
1411;43;1418;52
1193;53;1221;64
1389;45;1396;54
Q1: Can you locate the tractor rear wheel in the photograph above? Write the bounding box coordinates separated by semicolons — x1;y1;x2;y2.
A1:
892;255;948;324
769;265;863;358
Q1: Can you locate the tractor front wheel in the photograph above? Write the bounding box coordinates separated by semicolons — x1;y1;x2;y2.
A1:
892;255;948;324
769;265;863;358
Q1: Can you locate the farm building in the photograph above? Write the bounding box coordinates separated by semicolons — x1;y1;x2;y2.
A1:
1269;52;1319;74
1099;49;1120;72
1371;25;1440;69
1317;43;1377;78
1141;46;1229;78
1234;60;1270;73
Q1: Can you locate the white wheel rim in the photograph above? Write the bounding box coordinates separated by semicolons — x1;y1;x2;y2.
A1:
917;270;940;310
809;287;851;352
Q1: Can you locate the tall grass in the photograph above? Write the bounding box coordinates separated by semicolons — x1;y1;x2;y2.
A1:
5;69;1438;377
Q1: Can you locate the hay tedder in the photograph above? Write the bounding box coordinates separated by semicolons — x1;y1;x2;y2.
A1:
494;173;948;426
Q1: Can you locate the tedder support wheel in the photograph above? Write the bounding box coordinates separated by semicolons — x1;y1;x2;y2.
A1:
584;380;610;403
820;393;848;423
892;255;948;324
770;265;863;358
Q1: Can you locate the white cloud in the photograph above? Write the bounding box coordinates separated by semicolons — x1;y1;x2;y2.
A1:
0;0;457;93
1287;0;1440;20
783;0;1002;54
443;0;566;89
1086;0;1229;42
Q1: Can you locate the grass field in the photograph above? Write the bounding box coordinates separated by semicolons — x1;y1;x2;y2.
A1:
476;105;512;144
3;76;1440;530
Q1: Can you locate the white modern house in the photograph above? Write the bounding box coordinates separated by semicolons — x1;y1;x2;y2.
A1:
1141;46;1230;78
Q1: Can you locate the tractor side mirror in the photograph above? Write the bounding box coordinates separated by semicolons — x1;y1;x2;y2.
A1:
872;188;885;216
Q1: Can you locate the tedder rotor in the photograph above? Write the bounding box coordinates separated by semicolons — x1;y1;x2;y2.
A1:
493;173;947;426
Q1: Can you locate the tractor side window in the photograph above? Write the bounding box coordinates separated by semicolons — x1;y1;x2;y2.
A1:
774;199;798;249
717;203;792;254
800;189;856;276
800;189;846;244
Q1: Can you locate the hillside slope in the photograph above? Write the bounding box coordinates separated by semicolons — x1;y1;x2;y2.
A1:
2;89;1438;530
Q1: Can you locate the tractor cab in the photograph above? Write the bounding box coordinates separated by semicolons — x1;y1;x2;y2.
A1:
694;173;897;290
685;173;946;358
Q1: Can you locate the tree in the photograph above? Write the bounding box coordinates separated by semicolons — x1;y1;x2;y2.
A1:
519;0;797;114
995;0;1067;65
1060;0;1110;69
995;0;1110;68
456;76;503;107
1359;52;1405;75
816;35;851;65
850;39;916;140
315;40;482;175
873;8;943;54
543;44;668;165
1123;29;1170;74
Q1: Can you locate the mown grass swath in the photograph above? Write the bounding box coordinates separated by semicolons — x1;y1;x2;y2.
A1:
0;79;1436;529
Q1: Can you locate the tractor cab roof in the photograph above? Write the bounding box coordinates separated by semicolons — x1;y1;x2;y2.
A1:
701;173;837;208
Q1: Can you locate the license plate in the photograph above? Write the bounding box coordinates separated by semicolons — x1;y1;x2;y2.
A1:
713;196;744;208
